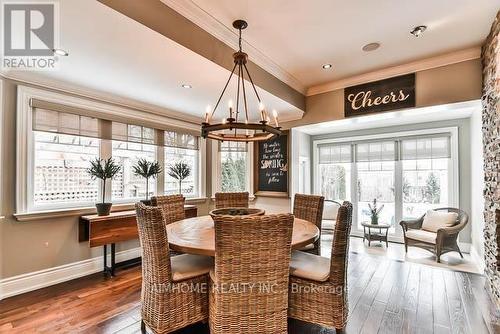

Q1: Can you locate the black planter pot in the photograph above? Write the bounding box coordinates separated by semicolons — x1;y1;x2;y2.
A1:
96;203;112;216
140;199;152;206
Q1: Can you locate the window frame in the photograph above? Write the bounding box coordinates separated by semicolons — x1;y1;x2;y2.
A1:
211;140;254;195
16;85;205;215
313;127;459;240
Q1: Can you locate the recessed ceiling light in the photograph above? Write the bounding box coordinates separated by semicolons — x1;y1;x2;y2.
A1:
362;42;381;52
322;64;333;70
181;84;192;89
52;48;69;56
410;25;427;37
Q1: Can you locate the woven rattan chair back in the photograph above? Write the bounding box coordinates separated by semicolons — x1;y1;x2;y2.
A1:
214;192;249;209
151;194;186;225
329;201;353;326
293;194;325;254
209;214;294;334
136;202;209;333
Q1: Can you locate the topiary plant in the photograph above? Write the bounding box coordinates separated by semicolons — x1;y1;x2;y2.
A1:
167;161;191;194
132;159;162;200
87;158;121;215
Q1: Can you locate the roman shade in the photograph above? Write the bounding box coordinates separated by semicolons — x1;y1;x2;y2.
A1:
219;141;247;152
112;122;156;145
318;144;351;164
32;108;99;138
356;141;396;162
400;136;450;160
165;131;199;150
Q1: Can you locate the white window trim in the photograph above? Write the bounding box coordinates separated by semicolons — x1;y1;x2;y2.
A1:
313;127;460;241
16;85;205;216
211;140;254;197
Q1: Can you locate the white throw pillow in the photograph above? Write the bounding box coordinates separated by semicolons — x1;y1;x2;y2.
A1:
421;209;458;233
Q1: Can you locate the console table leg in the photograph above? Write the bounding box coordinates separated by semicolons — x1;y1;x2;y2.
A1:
111;243;116;276
103;244;107;274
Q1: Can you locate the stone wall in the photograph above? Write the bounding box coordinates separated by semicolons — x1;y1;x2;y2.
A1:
481;10;500;310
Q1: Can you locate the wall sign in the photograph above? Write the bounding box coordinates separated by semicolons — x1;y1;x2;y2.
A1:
344;73;415;117
254;133;288;197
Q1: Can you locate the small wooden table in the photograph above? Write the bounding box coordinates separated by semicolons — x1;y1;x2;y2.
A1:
165;215;319;256
79;205;197;276
362;222;390;247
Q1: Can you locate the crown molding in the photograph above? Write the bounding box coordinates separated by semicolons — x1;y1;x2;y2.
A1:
0;71;202;125
307;47;482;96
159;0;306;94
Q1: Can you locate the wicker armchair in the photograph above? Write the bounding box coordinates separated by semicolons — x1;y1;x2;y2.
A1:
400;208;469;263
214;192;249;209
209;214;294;334
151;194;186;225
135;203;213;334
288;201;353;331
293;194;325;255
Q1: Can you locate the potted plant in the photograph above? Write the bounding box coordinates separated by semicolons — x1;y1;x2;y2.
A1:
368;198;384;225
167;161;191;194
87;158;121;216
132;158;162;205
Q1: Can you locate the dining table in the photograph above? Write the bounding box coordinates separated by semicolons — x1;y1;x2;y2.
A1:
165;215;320;257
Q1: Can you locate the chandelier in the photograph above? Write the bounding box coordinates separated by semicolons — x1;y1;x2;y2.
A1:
201;20;282;142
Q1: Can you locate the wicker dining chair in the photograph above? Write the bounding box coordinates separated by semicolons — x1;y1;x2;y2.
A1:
288;201;353;331
214;192;249;209
151;194;186;225
135;203;213;334
293;194;325;255
209;214;294;334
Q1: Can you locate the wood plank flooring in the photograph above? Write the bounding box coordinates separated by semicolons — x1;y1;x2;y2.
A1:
0;247;498;333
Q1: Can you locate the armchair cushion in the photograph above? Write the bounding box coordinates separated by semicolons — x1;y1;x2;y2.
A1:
322;219;336;231
290;250;330;282
405;229;437;244
421;209;458;233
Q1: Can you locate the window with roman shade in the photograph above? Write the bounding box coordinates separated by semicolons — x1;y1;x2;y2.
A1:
317;143;352;202
31;108;101;207
218;141;249;192
26;96;203;211
164;131;200;197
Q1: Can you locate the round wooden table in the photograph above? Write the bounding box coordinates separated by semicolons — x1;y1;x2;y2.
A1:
166;215;319;256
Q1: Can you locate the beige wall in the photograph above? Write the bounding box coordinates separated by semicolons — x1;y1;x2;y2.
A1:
283;59;482;129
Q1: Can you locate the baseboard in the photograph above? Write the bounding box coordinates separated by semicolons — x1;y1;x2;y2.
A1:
469;245;485;274
0;247;141;300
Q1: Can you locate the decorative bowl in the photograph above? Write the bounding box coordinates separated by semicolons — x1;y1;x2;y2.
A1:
209;207;265;219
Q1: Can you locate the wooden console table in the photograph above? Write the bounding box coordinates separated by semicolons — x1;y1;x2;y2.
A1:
79;205;197;276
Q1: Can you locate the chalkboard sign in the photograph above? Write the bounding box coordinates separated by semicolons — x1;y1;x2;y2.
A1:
255;133;288;197
345;73;415;117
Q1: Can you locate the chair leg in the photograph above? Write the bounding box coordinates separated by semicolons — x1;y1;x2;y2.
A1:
140;319;146;333
457;247;464;258
335;327;345;333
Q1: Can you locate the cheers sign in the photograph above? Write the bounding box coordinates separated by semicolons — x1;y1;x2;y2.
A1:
344;73;415;117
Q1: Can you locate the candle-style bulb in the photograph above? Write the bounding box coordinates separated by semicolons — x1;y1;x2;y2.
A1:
228;100;233;109
222;118;227;124
272;109;279;127
259;102;265;121
205;105;211;123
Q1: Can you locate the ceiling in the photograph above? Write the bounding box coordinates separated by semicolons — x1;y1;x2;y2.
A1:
184;0;498;88
1;0;303;123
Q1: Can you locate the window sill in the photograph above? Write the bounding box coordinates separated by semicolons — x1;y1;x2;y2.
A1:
14;197;208;222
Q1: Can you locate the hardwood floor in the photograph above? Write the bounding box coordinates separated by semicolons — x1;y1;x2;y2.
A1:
0;248;497;333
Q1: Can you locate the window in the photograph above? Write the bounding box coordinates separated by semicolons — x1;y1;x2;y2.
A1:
401;137;450;219
318;144;352;201
219;141;248;192
111;123;157;201
315;131;455;238
164;131;199;197
20;87;205;214
31;108;100;209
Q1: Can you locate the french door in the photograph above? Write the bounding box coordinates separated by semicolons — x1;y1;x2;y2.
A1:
315;131;456;242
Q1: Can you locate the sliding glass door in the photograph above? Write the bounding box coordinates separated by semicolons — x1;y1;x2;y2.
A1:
315;132;455;241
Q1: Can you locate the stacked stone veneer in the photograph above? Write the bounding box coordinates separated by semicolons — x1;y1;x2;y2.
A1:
482;10;500;311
